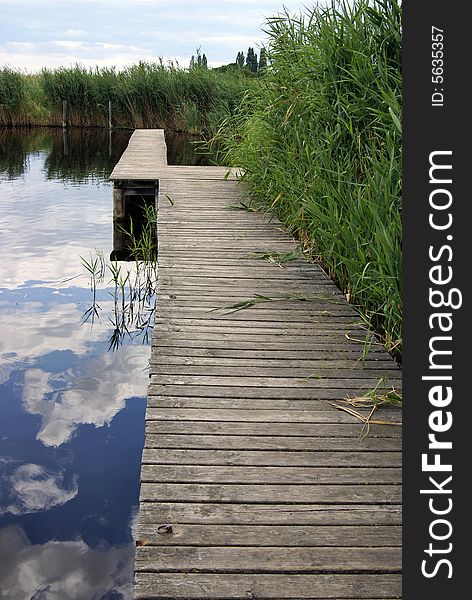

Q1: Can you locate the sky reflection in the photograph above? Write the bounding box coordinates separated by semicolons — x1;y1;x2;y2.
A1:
0;128;150;598
0;525;135;600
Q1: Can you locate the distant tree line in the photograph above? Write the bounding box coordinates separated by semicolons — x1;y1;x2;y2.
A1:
236;47;267;74
188;47;268;76
190;48;208;69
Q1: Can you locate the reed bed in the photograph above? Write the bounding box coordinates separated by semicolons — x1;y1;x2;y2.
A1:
213;0;402;359
0;62;254;134
0;67;27;125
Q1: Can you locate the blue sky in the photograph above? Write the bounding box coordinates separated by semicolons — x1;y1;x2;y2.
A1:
0;0;314;72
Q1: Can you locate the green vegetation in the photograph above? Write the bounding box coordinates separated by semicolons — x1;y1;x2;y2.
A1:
233;47;268;75
0;67;26;125
81;203;158;350
0;62;255;133
213;0;402;359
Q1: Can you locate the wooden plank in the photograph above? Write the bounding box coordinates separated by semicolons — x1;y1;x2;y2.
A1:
134;573;401;599
135;546;401;573
148;375;402;389
144;408;402;424
156;301;355;314
137;502;402;525
150;355;397;369
144;434;402;450
149;346;389;360
154;321;369;333
135;523;402;547
141;449;402;466
155;307;359;318
147;396;398;411
144;420;401;438
151;340;385;354
150;365;400;380
146;385;402;399
151;333;372;346
140;483;401;504
112;165;240;180
140;464;401;484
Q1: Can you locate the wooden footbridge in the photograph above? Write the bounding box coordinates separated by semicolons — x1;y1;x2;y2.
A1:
110;130;402;600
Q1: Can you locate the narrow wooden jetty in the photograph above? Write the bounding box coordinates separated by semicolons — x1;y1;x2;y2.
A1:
111;130;402;600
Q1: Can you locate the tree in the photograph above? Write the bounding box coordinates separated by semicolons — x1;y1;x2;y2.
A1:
258;47;268;73
190;47;208;70
236;51;245;69
246;47;258;73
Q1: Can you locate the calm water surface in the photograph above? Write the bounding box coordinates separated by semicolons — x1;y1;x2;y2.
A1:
0;128;209;599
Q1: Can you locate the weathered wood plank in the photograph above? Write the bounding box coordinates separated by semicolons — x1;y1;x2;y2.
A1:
150;354;397;369
150;365;401;380
147;384;402;400
140;483;402;504
137;502;402;525
144;434;402;450
141;449;402;466
149;346;388;359
135;546;401;573
147;396;398;412
154;316;364;328
134;573;402;599
144;420;401;438
155;322;370;335
140;464;401;484
135;523;402;547
148;375;402;389
151;340;378;353
144;408;403;424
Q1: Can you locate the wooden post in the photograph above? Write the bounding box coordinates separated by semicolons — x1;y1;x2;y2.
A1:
62;127;68;156
108;100;112;129
62;100;67;129
112;184;126;260
113;185;126;221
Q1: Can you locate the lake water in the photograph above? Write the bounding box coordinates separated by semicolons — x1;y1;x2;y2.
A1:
0;127;210;599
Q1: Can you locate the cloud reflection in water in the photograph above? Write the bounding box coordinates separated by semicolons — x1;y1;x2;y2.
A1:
1;463;78;516
0;525;134;600
22;345;149;447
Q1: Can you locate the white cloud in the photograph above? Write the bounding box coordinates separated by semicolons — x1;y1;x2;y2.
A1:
63;29;86;36
199;34;266;46
22;344;149;446
96;42;132;50
1;464;78;516
0;0;310;71
5;41;35;49
0;302;109;383
0;526;134;600
51;40;85;49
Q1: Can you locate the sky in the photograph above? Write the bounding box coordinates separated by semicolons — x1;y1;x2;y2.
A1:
0;0;314;72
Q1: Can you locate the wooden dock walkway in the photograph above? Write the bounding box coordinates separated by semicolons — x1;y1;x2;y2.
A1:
111;130;402;599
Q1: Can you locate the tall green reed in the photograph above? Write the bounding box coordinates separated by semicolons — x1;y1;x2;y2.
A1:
212;0;402;359
1;62;254;133
0;68;26;125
